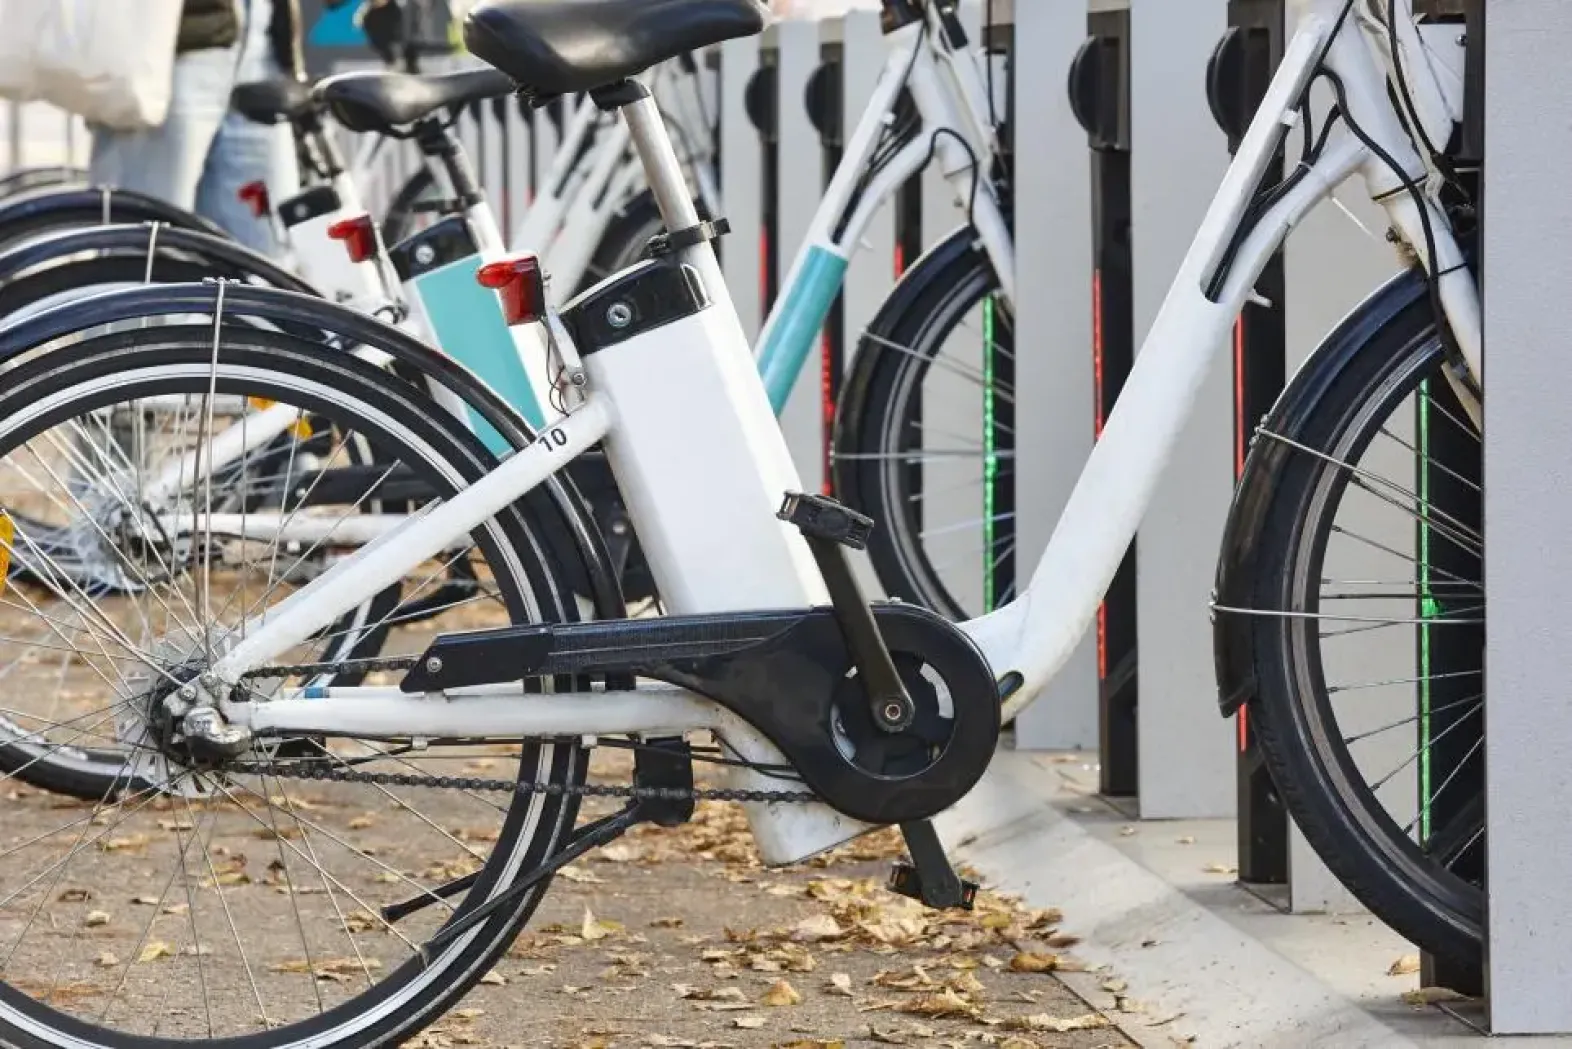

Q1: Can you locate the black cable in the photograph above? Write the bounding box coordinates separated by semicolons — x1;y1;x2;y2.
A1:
843;18;930;222
1202;0;1357;298
1204;91;1341;299
1321;68;1467;389
1384;0;1463;199
918;126;982;232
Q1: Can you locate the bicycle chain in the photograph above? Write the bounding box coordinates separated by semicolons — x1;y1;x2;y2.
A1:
235;658;818;805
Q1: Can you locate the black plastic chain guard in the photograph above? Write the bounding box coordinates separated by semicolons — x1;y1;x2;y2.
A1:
400;604;1000;826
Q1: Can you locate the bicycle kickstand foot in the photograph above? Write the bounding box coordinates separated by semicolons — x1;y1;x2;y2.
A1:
887;818;978;911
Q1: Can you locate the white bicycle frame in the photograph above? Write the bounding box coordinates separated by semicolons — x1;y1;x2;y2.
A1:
91;0;1475;867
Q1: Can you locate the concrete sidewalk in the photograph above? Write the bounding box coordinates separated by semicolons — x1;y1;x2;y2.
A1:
935;750;1540;1049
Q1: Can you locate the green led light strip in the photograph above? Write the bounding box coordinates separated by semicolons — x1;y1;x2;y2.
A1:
1417;378;1435;843
982;295;997;612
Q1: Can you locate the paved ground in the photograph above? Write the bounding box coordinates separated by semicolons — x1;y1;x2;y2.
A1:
0;744;1134;1049
410;749;1139;1049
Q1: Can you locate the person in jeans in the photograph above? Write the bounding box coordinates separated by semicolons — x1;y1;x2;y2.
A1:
89;0;305;257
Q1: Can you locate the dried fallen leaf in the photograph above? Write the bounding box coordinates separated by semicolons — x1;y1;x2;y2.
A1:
580;908;622;942
101;834;150;853
673;984;747;1003
946;970;986;996
872;967;933;991
789;914;844;943
94;951;118;968
1175;836;1196;845
269;957;383;981
649;916;684;929
163;902;190;916
347;815;376;831
1023;908;1064;930
776;1041;845;1049
895;988;979;1020
557;865;603;884
83;910;110;928
826;972;854;997
1119;826;1137;837
734;1015;765;1029
1101;978;1128;994
1402;986;1467;1007
1201;863;1238;875
998;1038;1040;1049
136;941;175;963
1044;932;1081;948
1008;953;1060;974
58;888;91;903
761;979;801;1007
645;1036;696;1048
865;1026;907;1045
131;895;161;906
1387;954;1421;976
202;855;251;888
596;842;641;863
479;969;506;986
999;1012;1111;1033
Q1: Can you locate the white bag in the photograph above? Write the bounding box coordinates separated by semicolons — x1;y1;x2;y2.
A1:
0;0;185;131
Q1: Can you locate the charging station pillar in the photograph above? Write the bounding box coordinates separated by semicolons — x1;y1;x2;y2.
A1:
1484;0;1572;1033
1011;0;1099;752
1129;0;1233;818
1206;0;1292;887
1067;2;1137;795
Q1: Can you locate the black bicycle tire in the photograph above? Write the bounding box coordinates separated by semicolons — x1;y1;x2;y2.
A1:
1243;298;1483;964
0;324;593;1049
832;229;1006;620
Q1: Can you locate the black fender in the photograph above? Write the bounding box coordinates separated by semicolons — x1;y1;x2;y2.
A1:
0;281;626;622
0;223;318;318
1213;264;1433;717
833;226;985;466
0;186;224;254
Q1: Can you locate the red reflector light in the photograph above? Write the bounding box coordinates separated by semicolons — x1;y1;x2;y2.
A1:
476;256;545;326
327;214;378;264
237;180;271;218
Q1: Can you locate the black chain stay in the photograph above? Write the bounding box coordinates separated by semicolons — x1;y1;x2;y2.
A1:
236;658;817;805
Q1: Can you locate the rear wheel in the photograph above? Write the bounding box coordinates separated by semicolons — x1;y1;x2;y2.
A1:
0;324;594;1047
1242;299;1484;964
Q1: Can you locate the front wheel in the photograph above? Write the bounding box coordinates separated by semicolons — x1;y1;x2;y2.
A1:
1237;290;1484;964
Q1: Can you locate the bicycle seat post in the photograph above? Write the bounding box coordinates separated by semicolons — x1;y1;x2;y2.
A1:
600;80;700;234
411;114;502;252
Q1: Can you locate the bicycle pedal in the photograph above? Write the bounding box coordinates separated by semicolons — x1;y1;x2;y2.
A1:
777;491;874;550
887;860;978;911
887;819;977;910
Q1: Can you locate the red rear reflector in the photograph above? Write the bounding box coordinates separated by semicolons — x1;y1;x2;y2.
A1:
476;256;545;326
237;180;271;218
327;214;378;264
